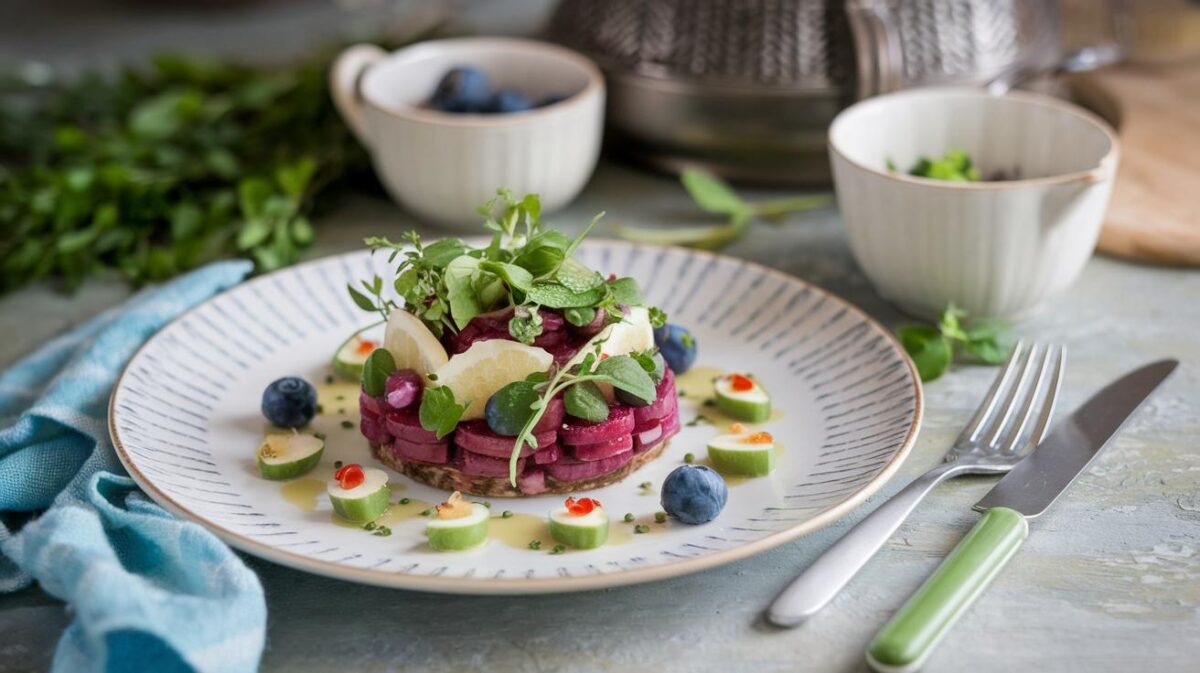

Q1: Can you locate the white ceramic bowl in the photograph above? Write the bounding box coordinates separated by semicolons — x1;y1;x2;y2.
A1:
829;88;1119;320
331;38;605;228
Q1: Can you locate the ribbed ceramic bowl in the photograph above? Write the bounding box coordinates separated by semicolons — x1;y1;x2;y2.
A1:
331;38;605;227
829;88;1119;320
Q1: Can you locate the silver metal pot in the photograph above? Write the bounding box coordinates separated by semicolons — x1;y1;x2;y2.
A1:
546;0;1063;184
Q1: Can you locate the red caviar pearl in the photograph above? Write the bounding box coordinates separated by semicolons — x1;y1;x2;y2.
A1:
334;463;365;489
355;339;378;356
730;374;754;391
565;497;600;516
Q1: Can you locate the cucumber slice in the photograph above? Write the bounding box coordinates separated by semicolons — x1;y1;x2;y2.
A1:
713;375;771;422
327;467;389;522
426;503;490;551
548;507;610;549
707;432;775;477
332;332;380;381
256;433;324;480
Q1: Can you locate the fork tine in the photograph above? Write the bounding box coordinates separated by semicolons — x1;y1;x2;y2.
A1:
994;345;1063;453
980;342;1045;448
1021;346;1066;451
954;340;1031;446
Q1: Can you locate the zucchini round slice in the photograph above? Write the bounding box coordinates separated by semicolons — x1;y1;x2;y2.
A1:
426;503;490;551
548;507;610;550
256;433;324;480
707;431;775;477
327;467;389;522
331;332;381;381
713;375;771;422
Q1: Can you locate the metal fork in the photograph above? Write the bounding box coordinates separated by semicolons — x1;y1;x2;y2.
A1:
767;341;1066;627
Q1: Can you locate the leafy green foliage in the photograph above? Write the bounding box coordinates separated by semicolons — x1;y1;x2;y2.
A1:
486;381;541;435
350;190;662;343
563;381;608;422
507;305;544;345
616;169;831;250
361;347;396;397
497;345;659;485
895;150;982;182
896;305;1012;382
0;49;391;292
418;386;468;440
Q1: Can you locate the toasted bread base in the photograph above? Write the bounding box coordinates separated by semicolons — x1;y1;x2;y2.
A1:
371;440;671;498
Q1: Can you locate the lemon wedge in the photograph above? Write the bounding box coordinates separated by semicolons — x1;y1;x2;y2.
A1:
564;305;655;371
432;340;554;419
562;306;654;401
383;308;449;376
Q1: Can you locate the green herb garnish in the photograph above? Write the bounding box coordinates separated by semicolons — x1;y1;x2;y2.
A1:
616;169;830;249
399;497;410;505
417;386;468;440
528;539;542;550
498;343;657;485
340;420;353;429
634;524;650;534
0;35;447;294
654;512;667;524
623;513;635;523
893;150;982;182
333;460;343;469
550;544;566;555
684;452;695;464
896;304;1011;382
501;510;514;518
348;191;646;347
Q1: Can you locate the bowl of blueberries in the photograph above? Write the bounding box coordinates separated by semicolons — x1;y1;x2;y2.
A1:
331;37;605;227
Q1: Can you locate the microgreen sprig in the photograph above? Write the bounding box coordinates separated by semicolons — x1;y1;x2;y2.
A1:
499;341;657;485
616;169;831;250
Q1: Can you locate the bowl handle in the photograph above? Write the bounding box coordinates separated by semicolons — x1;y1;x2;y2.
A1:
330;44;387;148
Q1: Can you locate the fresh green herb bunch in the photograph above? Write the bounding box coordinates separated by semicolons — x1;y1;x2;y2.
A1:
0;49;390;292
348;190;667;342
896;304;1011;382
617;169;830;249
889;150;982;182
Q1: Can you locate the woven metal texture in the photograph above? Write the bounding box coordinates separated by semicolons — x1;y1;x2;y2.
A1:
547;0;1055;88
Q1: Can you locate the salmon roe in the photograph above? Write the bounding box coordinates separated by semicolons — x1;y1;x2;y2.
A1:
729;374;755;391
334;463;365;489
565;497;601;516
745;431;774;444
355;338;378;356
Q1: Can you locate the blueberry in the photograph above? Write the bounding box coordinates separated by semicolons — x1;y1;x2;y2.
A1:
487;88;534;114
655;323;697;374
485;381;540;436
661;465;727;524
538;93;569;107
262;376;317;428
431;66;491;113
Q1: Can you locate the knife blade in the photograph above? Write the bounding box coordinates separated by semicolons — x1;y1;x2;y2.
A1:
867;358;1179;673
973;358;1178;517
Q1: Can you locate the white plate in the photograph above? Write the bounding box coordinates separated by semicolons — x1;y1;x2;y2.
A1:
110;241;922;594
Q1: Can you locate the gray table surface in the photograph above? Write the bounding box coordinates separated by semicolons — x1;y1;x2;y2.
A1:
2;2;1198;672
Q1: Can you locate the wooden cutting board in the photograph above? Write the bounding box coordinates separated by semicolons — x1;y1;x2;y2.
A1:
1070;63;1200;266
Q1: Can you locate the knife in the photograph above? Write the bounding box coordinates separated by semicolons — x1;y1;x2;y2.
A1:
866;359;1178;673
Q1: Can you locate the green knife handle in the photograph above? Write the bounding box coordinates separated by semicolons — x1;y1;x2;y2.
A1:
867;507;1029;673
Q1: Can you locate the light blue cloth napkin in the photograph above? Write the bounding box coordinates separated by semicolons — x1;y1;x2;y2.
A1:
0;261;266;673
